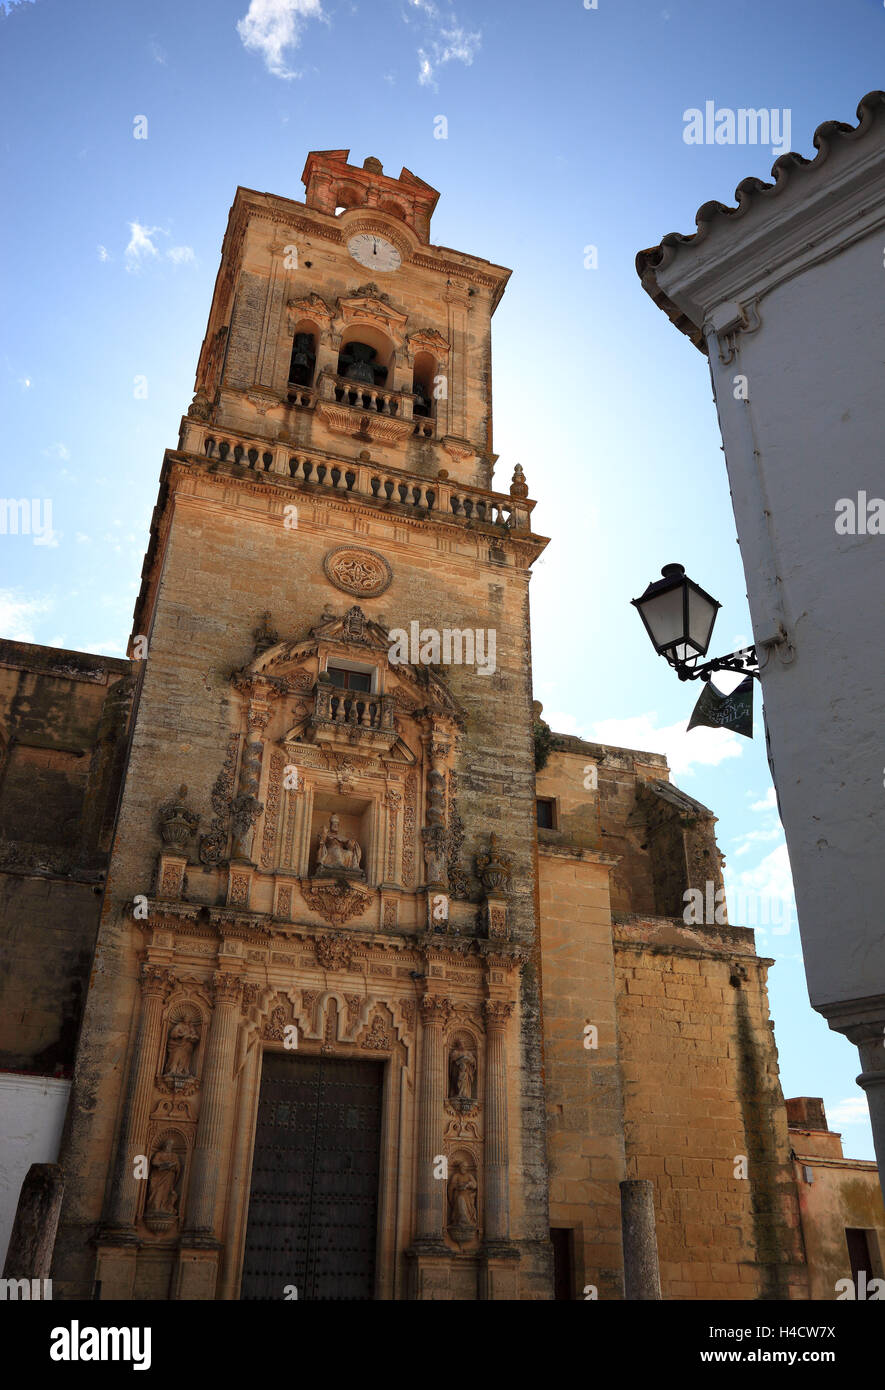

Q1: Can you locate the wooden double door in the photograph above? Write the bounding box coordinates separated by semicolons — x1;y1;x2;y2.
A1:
240;1052;385;1300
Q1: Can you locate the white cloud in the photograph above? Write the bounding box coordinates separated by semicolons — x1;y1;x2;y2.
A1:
44;442;70;461
0;591;52;642
125;222;162;271
749;787;778;814
825;1097;869;1128
236;0;324;80
150;39;167;65
416;22;480;87
582;711;743;776
88;639;129;656
167;245;195;265
97;244;110;262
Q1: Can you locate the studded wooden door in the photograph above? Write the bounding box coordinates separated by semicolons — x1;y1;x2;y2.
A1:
240;1053;385;1300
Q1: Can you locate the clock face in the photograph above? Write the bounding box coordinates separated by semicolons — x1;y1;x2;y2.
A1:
347;232;402;273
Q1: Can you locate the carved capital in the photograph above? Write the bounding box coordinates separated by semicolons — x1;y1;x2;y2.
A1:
212;971;244;1007
483;999;515;1029
419;994;453;1029
140;964;174;1000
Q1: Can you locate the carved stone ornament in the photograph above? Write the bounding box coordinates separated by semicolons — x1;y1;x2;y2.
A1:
158;786;199;848
323;546;393;598
144;1135;183;1234
187;389;212;422
314;934;354;971
447;1155;479;1247
475;833;512;895
302;879;370;927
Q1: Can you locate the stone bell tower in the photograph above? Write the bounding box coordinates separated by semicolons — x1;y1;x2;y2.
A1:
53;151;552;1301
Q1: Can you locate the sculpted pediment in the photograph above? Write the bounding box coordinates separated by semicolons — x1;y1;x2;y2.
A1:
337;293;408;345
407;328;450;361
232;607;466;728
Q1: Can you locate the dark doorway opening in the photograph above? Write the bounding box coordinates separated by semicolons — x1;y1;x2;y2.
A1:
551;1226;575;1300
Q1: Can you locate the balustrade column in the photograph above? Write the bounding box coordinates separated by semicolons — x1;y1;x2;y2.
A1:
185;972;243;1236
104;964;172;1234
415;995;451;1242
483;1000;515;1242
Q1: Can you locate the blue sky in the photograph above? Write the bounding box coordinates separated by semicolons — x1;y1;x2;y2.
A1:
1;0;881;1156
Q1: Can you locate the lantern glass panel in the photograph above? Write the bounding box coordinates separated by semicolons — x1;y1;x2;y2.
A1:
687;583;719;656
639;584;687;654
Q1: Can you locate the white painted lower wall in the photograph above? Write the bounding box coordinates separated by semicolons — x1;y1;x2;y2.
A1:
0;1074;71;1267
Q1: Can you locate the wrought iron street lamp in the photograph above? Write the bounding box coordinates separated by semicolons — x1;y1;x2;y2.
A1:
631;564;759;683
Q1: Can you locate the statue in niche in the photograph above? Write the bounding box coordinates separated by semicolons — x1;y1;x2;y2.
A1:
163;1019;200;1079
449;1041;477;1100
146;1138;181;1216
447;1160;478;1228
316;814;363;875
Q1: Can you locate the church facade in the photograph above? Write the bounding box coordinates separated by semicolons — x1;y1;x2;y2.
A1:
2;151;836;1300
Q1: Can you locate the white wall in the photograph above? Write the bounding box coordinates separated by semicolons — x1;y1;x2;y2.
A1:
652;116;885;1016
708;228;885;1012
0;1074;71;1267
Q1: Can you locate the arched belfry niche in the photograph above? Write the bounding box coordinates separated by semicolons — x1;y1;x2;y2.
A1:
208;604;464;935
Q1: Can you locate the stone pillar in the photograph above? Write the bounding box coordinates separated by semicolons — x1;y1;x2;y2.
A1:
185;971;244;1237
479;999;520;1299
3;1163;64;1283
620;1179;661;1300
414;994;450;1242
849;1019;885;1205
103;963;172;1235
483;1000;513;1243
407;993;452;1298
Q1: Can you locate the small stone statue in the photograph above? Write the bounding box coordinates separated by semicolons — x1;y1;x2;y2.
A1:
164;1020;200;1078
449;1042;477;1100
146;1139;181;1215
316;814;363;872
447;1161;478;1228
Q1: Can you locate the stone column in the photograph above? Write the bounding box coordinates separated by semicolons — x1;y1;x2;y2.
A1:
849;1018;885;1206
480;998;520;1299
185;971;243;1237
414;994;450;1242
103;963;172;1235
407;993;452;1299
3;1163;64;1284
483;1000;514;1243
620;1179;661;1300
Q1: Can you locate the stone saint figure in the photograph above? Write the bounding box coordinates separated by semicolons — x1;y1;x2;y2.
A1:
146;1139;181;1215
449;1043;477;1100
447;1161;478;1227
164;1020;200;1077
316;814;362;872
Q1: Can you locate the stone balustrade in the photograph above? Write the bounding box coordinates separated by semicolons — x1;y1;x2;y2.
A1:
182;421;533;531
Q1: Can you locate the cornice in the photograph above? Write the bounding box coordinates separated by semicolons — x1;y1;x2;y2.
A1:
637;90;885;350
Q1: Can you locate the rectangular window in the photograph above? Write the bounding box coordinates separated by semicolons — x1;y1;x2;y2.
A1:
327;666;372;692
536;797;556;830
